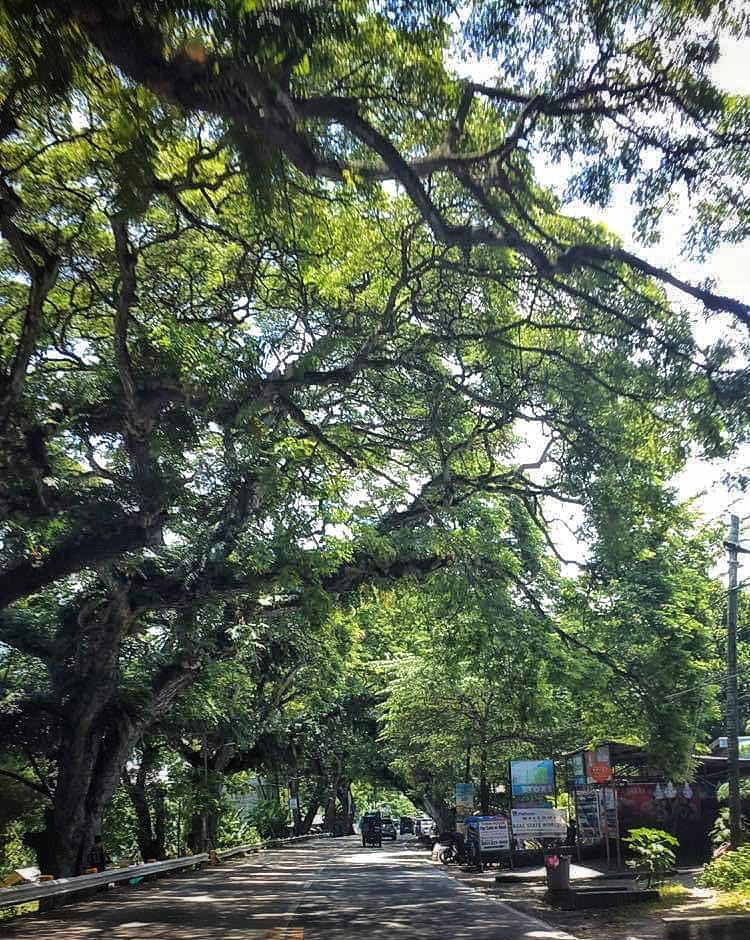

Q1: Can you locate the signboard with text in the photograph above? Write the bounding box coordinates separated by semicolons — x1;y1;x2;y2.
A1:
617;783;699;830
600;787;617;832
585;745;611;784
511;807;568;840
478;817;511;850
510;760;555;806
576;790;602;842
590;762;613;783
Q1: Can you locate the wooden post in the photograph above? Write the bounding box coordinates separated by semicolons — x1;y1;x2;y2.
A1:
613;785;622;870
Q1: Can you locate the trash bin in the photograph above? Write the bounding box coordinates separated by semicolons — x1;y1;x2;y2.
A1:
544;852;570;891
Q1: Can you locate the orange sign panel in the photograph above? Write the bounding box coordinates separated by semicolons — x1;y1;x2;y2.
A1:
590;762;612;783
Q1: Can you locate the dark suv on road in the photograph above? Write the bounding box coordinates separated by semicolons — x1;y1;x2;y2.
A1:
381;818;398;840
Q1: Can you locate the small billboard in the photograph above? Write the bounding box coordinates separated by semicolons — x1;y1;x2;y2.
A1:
510;759;555;804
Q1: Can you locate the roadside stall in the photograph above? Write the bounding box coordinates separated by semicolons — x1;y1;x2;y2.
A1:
564;741;713;866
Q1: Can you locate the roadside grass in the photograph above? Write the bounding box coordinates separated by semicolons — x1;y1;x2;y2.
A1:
710;886;750;914
658;883;690;902
0;901;39;922
605;882;691;921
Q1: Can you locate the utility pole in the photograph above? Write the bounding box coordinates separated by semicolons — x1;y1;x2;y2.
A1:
202;737;209;852
726;514;744;848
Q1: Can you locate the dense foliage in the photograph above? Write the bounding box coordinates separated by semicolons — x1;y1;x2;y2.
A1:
0;0;748;876
699;845;750;892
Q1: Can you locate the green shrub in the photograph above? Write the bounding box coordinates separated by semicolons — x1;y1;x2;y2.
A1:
249;800;290;841
710;807;731;847
623;827;679;887
710;785;749;846
215;804;259;849
699;845;750;892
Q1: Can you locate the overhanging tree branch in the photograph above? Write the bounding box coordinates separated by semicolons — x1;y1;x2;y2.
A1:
0;517;152;610
0;176;60;430
0;766;53;799
51;0;750;325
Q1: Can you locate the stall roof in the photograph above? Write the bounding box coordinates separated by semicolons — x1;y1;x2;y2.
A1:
564;742;750;782
563;742;651;767
694;754;750;780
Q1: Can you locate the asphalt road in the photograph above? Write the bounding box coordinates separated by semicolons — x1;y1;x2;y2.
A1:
1;837;575;940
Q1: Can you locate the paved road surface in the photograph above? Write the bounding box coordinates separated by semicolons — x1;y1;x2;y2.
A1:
2;837;574;939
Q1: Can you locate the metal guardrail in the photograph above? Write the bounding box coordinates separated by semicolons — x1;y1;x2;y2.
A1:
0;832;321;908
0;854;209;907
215;833;317;860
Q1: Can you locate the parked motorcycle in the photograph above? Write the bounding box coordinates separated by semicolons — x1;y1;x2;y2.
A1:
436;830;470;865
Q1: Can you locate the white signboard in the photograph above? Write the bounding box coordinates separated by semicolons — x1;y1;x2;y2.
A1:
511;807;568;839
478;817;510;850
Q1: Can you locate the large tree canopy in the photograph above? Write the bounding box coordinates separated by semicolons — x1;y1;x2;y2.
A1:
0;0;747;877
6;0;749;320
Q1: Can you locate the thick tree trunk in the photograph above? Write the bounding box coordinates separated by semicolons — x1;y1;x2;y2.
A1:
421;794;451;831
30;599;134;876
346;787;356;835
30;713;136;876
340;781;355;835
185;741;238;852
186;802;220;852
126;746;166;861
300;784;324;834
324;775;339;835
28;601;201;876
154;786;166;856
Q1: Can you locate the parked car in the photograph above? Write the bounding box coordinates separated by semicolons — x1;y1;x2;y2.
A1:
399;816;414;835
415;817;435;838
381;817;398;840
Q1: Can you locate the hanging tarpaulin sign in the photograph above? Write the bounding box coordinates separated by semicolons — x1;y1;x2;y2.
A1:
510;759;555;805
511;807;568;839
569;752;586;789
455;782;474;834
455;782;474;813
478;816;510;850
576;789;602;841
